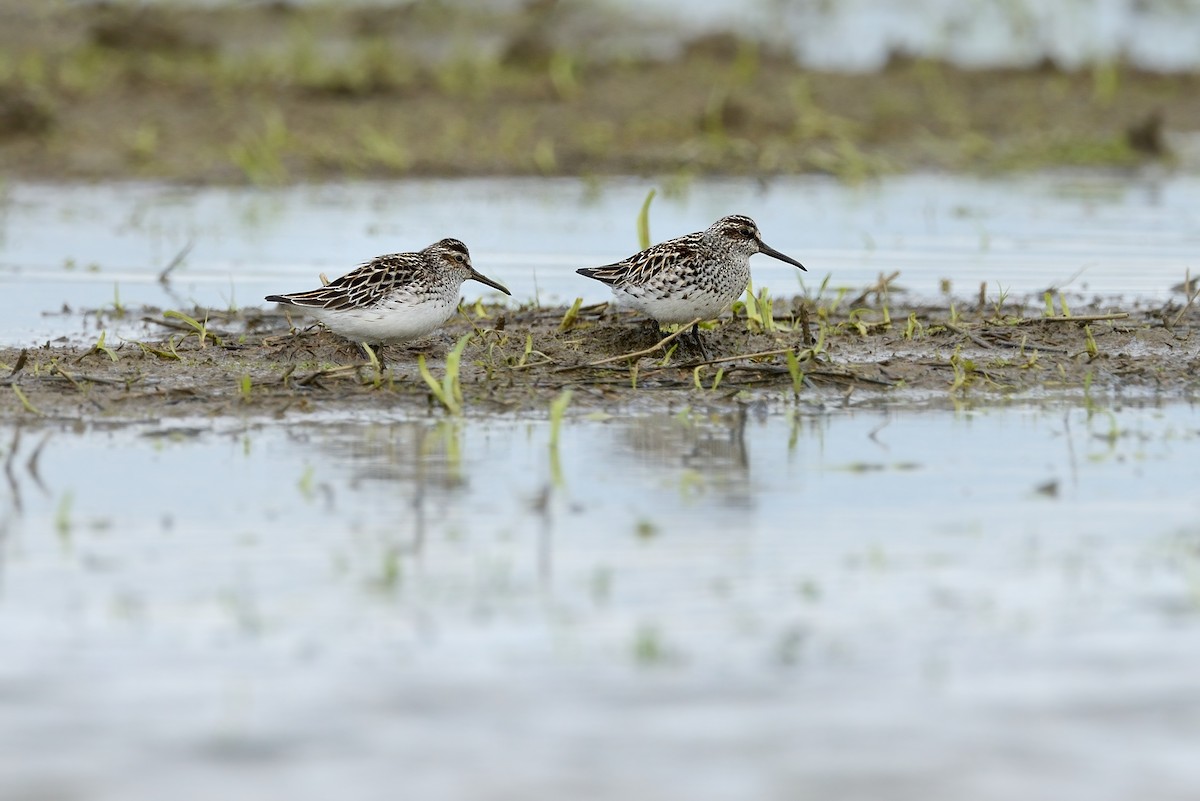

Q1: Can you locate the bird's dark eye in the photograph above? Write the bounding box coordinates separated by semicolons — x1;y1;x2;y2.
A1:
454;254;466;264
740;226;755;237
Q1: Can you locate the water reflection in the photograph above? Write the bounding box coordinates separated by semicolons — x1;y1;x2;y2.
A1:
299;420;466;492
1;404;1200;801
615;409;753;507
278;420;471;567
1;426;53;519
616;0;1200;71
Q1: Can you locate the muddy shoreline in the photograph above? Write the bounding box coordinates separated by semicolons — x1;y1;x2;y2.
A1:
2;288;1196;424
1;2;1197;183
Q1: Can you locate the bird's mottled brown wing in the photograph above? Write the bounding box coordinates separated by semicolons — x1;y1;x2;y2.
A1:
266;253;426;310
576;235;704;288
575;261;630;286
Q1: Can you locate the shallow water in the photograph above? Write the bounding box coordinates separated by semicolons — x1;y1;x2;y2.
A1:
150;0;1200;72
3;171;1200;798
2;172;1198;346
619;0;1200;71
3;401;1200;799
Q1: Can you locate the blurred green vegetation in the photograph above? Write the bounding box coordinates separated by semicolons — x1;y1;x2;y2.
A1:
0;1;1189;183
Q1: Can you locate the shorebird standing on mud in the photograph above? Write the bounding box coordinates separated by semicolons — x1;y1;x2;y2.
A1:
265;238;510;355
576;214;806;354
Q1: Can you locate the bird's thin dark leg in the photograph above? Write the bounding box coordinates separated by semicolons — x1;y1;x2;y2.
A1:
689;322;709;361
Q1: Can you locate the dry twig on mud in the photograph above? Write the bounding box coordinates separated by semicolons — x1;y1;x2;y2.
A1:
1019;312;1129;324
157;240;194;284
944;322;995;349
849;271;901;307
1169;270;1199;329
559;319;702;370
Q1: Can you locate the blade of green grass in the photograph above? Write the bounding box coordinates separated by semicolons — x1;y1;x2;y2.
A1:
637;188;656;250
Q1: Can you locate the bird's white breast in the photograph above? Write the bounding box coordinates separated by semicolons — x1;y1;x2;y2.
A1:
307;294;458;343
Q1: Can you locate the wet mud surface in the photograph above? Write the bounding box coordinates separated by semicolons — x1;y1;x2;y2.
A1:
2;290;1196;423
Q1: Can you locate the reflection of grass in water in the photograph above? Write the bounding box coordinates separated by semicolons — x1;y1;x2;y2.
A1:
548;388;571;486
834;462;922;473
548;389;571;449
376;548;402;594
633;624;669;666
296;464;316;501
428;421;464;485
55;491;73;541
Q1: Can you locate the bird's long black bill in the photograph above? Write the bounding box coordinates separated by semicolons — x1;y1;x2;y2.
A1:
759;241;806;271
469;269;512;296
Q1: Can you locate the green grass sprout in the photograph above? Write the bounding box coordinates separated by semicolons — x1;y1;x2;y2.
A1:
418;333;471;414
164;310;218;347
559;297;583;331
786;350;804;396
637;188;657;249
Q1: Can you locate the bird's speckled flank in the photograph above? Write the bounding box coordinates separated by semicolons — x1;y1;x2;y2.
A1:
265;238;510;345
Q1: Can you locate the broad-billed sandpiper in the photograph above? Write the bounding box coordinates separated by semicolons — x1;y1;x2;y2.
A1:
576;214;806;351
265;238;509;349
